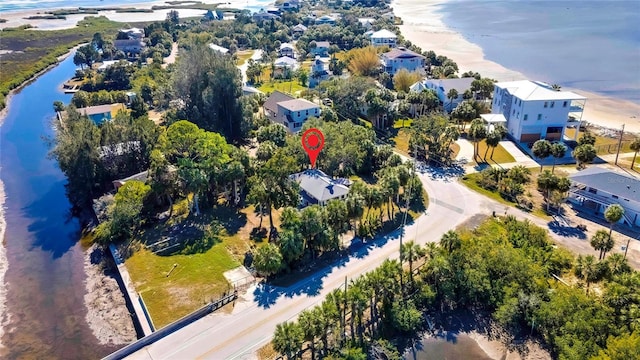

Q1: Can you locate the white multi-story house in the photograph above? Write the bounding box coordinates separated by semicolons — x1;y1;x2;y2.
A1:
568;167;639;227
410;77;474;112
309;56;330;88
491;80;586;143
273;56;298;78
380;47;425;76
369;29;397;48
279;43;295;58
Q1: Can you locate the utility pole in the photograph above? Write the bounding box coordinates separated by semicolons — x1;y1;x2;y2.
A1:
615;124;625;165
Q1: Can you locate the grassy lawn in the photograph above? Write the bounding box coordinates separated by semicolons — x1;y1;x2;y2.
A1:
124;203;272;328
258;80;307;95
235;50;254;65
392;128;411;155
460;172;550;219
393;118;413;128
126;241;239;328
474;140;516;164
565;127;635;155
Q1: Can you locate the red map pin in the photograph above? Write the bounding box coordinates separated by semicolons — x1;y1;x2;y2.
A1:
301;128;325;168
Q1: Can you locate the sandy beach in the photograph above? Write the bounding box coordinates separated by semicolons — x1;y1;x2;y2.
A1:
392;0;640;134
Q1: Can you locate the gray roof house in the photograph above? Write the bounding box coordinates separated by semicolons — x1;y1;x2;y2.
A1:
568;166;639;227
263;91;321;132
290;169;351;207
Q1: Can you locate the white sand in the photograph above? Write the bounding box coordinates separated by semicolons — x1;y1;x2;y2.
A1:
0;180;8;351
468;331;551;360
392;0;640;134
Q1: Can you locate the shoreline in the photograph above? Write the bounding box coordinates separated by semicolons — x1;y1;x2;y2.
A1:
83;245;137;345
0;180;8;351
0;0;258;31
392;0;640;134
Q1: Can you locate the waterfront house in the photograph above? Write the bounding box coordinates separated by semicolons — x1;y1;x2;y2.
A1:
358;17;376;30
76;103;126;125
568;166;638;226
279;43;296;58
118;27;144;40
411;77;475;112
290;169;350;207
380;47;425;76
253;11;281;22
114;39;146;56
369;29;397;48
381;12;395;21
491;80;586;143
275;0;300;11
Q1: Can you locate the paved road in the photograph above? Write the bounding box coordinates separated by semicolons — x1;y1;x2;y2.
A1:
124;159;639;359
125;164;497;359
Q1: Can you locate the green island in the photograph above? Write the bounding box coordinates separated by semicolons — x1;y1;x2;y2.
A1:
7;0;634;357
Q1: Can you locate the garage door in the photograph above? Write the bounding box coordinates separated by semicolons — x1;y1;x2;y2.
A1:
520;133;541;142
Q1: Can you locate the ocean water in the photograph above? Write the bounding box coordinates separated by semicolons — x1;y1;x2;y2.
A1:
438;0;640;104
0;0;274;13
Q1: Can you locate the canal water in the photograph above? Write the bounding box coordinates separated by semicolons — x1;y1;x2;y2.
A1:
0;55;117;358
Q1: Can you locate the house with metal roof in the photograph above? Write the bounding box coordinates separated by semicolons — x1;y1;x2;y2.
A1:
568;166;638;226
491;80;586;143
290;169;350;207
380;47;425;76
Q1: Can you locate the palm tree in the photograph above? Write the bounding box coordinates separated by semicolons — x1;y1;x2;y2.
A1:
485;131;501;160
532;139;552;171
400;240;425;289
440;230;461;254
446;88;458;112
273;321;304;359
468;118;487;160
298;310;318;360
590;229;612;260
630;137;640;169
550;142;567;173
537;170;558;212
605;204;625;239
576;255;599;294
606;253;631;275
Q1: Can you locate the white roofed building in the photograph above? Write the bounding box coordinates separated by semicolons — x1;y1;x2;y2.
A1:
491;80;586;143
369;29;397;48
290;169;350;207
